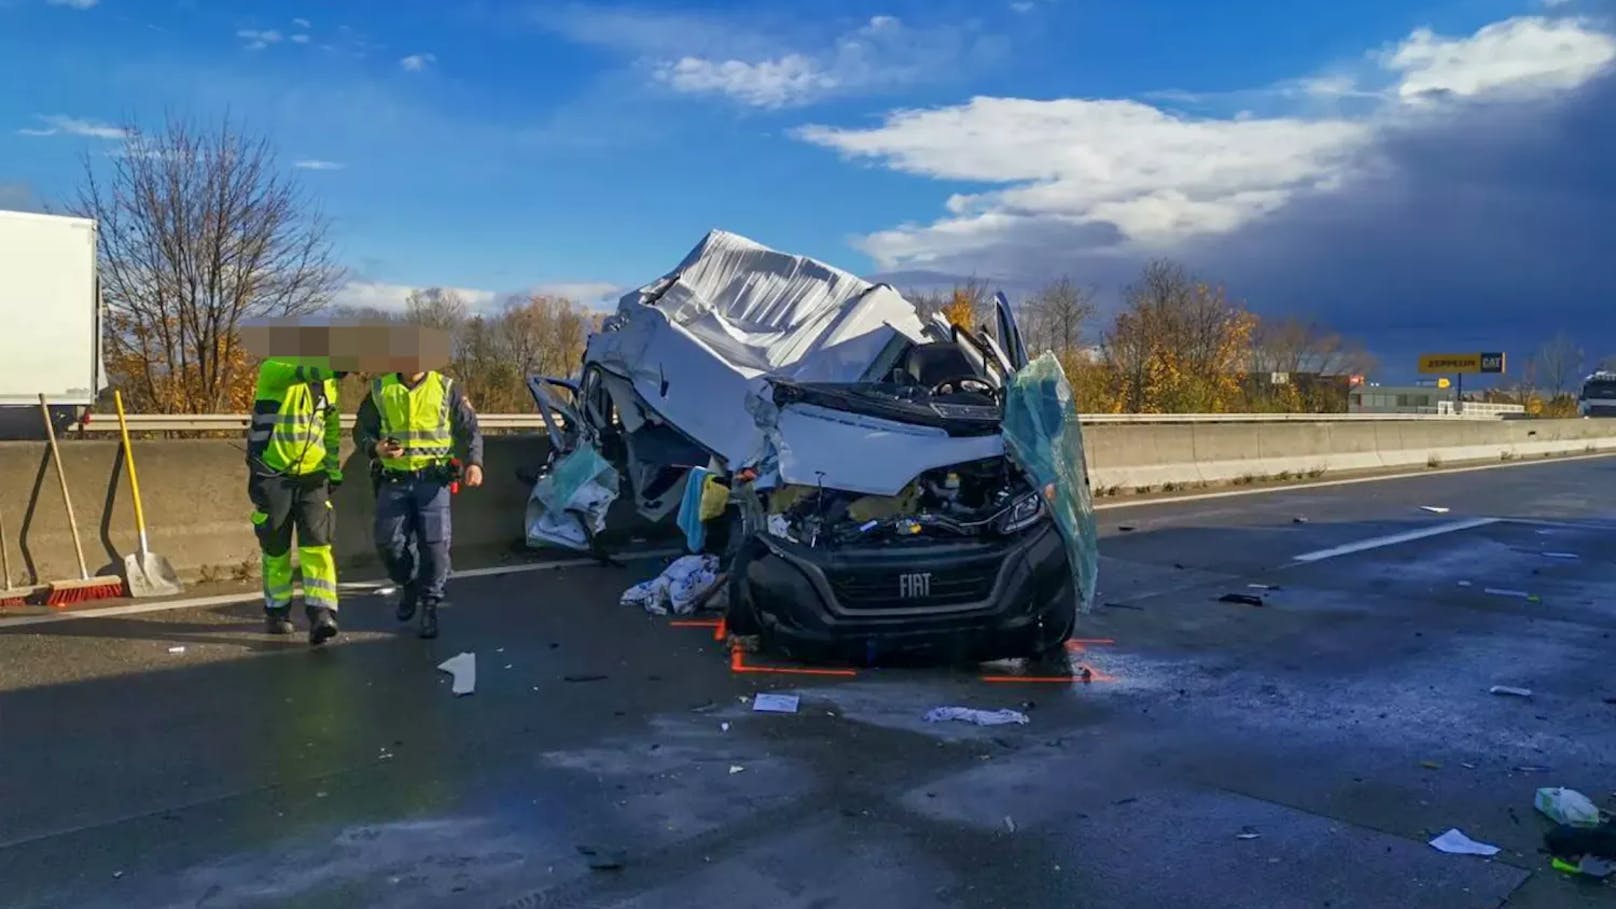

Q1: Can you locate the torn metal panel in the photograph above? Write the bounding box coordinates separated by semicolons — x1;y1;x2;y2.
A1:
772;403;1005;497
584;230;932;467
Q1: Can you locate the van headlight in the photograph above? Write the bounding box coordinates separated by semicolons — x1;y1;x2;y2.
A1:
997;491;1046;534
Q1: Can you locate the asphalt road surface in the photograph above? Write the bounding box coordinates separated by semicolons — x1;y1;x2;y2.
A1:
3;456;1615;908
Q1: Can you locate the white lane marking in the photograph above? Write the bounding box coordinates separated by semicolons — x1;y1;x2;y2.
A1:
1291;518;1500;563
0;549;682;631
1095;451;1616;512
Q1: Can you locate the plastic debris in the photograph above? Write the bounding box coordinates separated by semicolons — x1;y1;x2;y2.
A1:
924;707;1031;727
1218;593;1265;607
1553;856;1614;878
1546;822;1616;861
1483;588;1534;600
576;846;626;871
1489;686;1533;698
437;653;476;696
1429;828;1500;856
728;765;745;775
525;446;620;551
619;554;721;616
1236;829;1262;840
753;693;800;714
166;646;186;654
1536;788;1602;827
1541;552;1580;560
1004;816;1017;833
1420;506;1451;514
1247;583;1280;591
720;722;731;732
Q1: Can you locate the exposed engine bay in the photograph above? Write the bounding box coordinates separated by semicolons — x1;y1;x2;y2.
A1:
762;457;1045;548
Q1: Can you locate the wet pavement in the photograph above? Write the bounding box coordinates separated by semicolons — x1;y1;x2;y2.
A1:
3;456;1616;908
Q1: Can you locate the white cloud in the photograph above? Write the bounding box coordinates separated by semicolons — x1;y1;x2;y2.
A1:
292;17;312;29
529;282;621;306
1010;1;1035;12
291;34;310;44
333;281;497;314
1383;16;1616;102
399;52;437;72
652;15;1002;108
796;15;1616;274
16;114;127;140
546;9;1002;108
293;159;345;171
46;0;99;8
238;29;283;51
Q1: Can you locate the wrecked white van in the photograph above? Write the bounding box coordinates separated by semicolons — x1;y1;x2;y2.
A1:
527;230;1098;663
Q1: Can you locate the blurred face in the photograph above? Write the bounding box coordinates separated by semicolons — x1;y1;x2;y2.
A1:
244;319;450;374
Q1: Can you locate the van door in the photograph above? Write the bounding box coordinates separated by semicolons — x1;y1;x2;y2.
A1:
993;291;1029;371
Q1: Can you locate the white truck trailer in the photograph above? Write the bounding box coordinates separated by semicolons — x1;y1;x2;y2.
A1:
0;209;104;434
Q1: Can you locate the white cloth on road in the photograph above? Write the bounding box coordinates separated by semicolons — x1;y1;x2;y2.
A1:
924;707;1030;727
620;554;721;616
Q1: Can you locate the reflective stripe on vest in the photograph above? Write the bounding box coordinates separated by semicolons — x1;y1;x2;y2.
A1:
373;373;455;471
251;370;335;475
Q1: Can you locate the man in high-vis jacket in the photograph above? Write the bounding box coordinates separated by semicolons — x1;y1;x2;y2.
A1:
247;357;346;645
355;369;483;639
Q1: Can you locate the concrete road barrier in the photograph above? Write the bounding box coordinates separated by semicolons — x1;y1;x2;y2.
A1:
3;419;1615;585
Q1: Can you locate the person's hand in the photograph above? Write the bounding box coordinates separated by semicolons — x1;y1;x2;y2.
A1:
377;439;404;459
464;464;484;488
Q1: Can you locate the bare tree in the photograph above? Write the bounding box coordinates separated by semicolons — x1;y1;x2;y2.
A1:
79;115;344;412
1021;277;1096;358
402;287;469;334
1535;330;1585;399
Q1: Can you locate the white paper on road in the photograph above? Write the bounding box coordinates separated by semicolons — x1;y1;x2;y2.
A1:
437;652;477;696
753;693;800;714
924;707;1031;727
1488;686;1533;697
1428;828;1500;856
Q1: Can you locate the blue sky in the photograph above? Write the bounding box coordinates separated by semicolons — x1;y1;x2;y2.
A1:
3;0;1615;367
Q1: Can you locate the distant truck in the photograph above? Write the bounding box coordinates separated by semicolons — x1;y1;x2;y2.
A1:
0;209;105;438
1579;371;1616;418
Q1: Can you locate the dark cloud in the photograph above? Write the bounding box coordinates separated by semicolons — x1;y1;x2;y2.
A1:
1184;72;1616;375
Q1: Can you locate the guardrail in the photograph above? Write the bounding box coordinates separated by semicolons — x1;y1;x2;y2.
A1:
65;410;1514;434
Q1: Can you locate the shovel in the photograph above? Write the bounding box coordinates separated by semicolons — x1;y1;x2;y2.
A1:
114;390;182;597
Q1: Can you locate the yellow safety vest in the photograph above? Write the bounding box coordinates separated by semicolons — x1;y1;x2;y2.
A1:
373;372;455;471
250;358;339;476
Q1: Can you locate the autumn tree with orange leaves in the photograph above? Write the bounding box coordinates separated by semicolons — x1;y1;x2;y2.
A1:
1102;261;1256;413
79;116;345;412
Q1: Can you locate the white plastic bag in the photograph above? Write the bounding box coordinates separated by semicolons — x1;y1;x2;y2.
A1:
1535;787;1602;827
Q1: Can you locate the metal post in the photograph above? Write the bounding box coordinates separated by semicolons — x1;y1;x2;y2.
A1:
1456;374;1463;415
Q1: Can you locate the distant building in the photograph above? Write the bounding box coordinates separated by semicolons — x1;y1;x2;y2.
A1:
1349;384;1525;416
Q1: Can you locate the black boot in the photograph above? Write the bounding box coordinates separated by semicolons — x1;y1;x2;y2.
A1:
418;600;439;639
395;584;418;622
265;609;294;635
308;607;339;646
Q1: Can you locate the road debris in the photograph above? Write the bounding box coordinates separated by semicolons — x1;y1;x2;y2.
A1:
1428;828;1500;857
1004;816;1017;834
720;722;731;732
1420;506;1451;514
1247;583;1281;591
728;765;745;775
753;693;800;714
924;707;1031;727
1218;593;1265;607
1536;788;1601;827
376;585;399;597
436;653;476;696
576;846;626;871
1553;856;1614;878
1292;516;1309;524
1488;686;1534;698
1420;760;1442;770
1236;829;1262;840
1483;588;1538;601
1541;552;1581;560
619;554;721;616
166;646;186;654
1117;525;1136;533
563;674;608;683
1514;764;1551;773
1546;822;1616;862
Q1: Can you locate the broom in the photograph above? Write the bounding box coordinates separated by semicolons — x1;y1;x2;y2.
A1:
38;394;124;605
